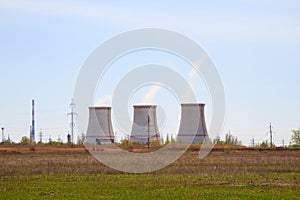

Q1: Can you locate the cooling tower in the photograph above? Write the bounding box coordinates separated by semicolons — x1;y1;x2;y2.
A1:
130;105;160;144
177;103;210;144
86;107;115;145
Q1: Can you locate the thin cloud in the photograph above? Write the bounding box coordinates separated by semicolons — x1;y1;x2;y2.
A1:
140;85;161;104
184;54;209;101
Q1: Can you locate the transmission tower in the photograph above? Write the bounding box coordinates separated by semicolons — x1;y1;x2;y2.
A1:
67;99;77;145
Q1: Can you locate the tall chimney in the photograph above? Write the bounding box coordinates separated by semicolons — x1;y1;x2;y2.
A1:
31;100;35;143
1;127;4;143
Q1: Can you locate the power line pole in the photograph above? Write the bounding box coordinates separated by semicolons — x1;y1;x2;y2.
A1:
67;99;77;146
39;129;43;143
269;123;273;148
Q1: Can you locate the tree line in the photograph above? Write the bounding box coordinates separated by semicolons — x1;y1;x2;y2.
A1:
1;129;300;147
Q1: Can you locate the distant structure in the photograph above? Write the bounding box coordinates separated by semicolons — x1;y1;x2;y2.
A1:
251;137;255;147
269;122;273;148
1;127;4;143
130;105;160;144
177;103;210;144
39;129;43;143
86;107;115;145
67;133;71;143
29;126;32;142
67;99;77;144
57;135;62;143
30;100;35;143
7;134;10;143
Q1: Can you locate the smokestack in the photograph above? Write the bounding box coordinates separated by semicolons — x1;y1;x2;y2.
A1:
177;103;210;144
31;100;35;143
130;105;160;144
1;127;4;143
86;107;114;145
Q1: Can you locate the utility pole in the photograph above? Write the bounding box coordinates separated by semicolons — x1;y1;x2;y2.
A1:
39;129;43;143
269;123;273;148
147;115;150;152
251;137;255;147
67;99;77;146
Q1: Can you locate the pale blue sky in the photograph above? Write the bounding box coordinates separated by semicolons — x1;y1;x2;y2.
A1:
0;0;299;145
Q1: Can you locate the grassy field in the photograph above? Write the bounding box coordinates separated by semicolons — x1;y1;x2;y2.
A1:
0;145;299;199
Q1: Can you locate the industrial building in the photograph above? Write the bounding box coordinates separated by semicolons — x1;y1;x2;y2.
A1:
85;107;115;144
130;105;160;144
177;103;210;144
85;103;209;145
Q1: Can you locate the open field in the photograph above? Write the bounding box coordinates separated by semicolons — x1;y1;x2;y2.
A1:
0;145;300;199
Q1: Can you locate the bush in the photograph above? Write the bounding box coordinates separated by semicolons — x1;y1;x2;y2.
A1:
19;136;30;145
260;141;269;148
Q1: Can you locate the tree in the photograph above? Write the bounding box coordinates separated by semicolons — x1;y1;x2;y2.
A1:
19;136;30;145
291;129;300;146
213;136;222;144
259;140;269;148
224;133;241;146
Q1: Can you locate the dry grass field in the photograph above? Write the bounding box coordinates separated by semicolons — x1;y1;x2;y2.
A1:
0;145;299;175
0;145;299;199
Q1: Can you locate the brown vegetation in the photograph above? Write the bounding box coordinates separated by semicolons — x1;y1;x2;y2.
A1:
0;145;299;177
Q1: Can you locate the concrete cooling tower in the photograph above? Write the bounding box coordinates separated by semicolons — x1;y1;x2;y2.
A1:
177;103;210;144
130;105;160;144
86;107;115;145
